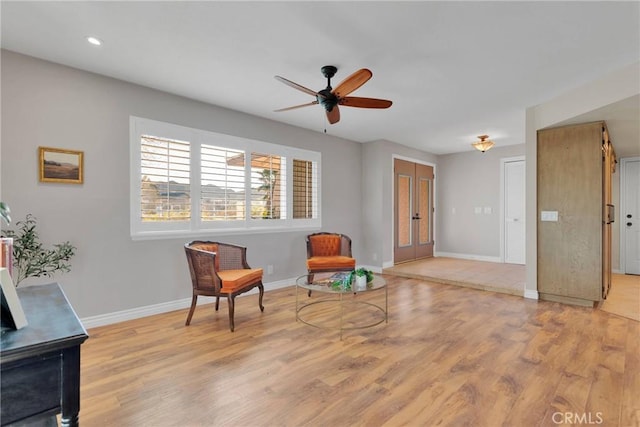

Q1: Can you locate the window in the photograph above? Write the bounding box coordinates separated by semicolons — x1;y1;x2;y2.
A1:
130;117;320;239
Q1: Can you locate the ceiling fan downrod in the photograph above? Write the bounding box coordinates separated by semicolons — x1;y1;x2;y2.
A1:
318;65;338;111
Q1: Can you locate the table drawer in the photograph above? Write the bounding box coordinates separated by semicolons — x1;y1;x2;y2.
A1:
1;353;61;425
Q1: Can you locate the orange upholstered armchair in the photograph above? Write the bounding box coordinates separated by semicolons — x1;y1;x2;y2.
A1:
306;232;356;275
184;241;264;332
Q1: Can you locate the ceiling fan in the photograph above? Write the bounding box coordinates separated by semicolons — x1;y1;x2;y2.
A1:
274;65;392;124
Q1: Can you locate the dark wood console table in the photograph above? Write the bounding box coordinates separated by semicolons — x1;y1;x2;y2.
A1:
1;283;88;426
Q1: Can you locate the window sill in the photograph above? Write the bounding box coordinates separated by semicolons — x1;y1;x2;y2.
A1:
131;224;321;241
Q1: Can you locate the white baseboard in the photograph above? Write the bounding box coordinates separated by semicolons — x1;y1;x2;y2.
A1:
524;289;539;300
80;277;295;329
434;251;502;263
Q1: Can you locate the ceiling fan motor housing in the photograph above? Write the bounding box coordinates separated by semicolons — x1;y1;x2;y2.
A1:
317;89;338;111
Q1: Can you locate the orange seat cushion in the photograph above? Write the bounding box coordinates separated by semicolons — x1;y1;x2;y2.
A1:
307;256;355;271
309;235;342;257
218;268;263;292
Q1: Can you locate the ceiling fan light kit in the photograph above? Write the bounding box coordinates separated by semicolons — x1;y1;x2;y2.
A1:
274;65;392;125
472;135;495;152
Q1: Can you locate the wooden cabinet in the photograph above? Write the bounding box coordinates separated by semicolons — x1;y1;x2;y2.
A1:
537;121;615;306
1;283;88;426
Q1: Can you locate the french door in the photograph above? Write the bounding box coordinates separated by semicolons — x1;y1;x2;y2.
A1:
394;159;434;264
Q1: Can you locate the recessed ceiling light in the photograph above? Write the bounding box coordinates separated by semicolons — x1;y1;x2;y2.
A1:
86;36;102;46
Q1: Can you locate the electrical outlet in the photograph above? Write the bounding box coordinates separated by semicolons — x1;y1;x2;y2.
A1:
267;265;274;275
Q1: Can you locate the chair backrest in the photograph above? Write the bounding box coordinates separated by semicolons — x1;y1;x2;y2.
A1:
187;241;249;271
306;233;352;258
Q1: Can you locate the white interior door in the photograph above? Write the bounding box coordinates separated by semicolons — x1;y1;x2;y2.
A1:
623;158;640;275
504;159;525;264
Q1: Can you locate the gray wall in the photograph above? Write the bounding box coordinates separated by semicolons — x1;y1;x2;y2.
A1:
1;50;365;318
436;144;525;259
2;50;529;321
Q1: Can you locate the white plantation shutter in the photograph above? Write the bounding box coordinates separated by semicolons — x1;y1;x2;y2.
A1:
200;144;245;221
140;135;190;222
292;159;318;219
250;153;287;220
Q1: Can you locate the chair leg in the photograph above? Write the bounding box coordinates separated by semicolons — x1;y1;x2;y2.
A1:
185;295;197;326
258;283;265;312
215;296;220;311
307;273;314;297
227;295;235;332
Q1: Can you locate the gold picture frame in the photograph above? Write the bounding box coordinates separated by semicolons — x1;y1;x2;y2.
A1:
39;147;84;184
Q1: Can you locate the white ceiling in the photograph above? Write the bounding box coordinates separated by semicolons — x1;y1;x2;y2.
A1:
1;1;639;156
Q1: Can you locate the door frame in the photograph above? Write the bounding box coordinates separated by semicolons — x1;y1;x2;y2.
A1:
500;156;526;263
391;154;437;265
619;156;640;274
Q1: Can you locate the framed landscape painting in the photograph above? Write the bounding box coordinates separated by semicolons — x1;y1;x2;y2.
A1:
39;147;84;184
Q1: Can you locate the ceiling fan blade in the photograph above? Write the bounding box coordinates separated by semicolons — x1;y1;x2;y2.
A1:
274;101;318;112
340;97;393;109
274;76;318;97
326;106;340;124
332;68;373;98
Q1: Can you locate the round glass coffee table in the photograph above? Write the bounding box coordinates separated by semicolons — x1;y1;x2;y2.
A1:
295;271;388;339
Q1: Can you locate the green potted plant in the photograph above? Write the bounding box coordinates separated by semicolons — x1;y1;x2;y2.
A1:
1;213;76;286
351;268;374;290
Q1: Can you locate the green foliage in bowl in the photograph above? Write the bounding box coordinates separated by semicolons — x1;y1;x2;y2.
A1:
350;267;374;283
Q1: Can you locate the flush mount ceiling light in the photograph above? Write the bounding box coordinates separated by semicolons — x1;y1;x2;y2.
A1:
86;36;102;46
472;135;495;152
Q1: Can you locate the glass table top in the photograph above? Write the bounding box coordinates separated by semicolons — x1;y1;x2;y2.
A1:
296;271;386;294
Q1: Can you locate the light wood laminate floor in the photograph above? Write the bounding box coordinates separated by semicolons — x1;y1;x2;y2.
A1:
384;257;639;321
383;257;526;296
80;275;639;426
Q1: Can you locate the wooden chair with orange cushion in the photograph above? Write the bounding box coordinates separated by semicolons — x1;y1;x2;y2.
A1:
306;232;356;283
184;241;264;332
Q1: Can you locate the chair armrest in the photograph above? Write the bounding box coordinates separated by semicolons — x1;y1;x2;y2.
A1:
185;247;222;291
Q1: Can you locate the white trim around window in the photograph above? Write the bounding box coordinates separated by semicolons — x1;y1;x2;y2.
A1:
130;116;321;240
